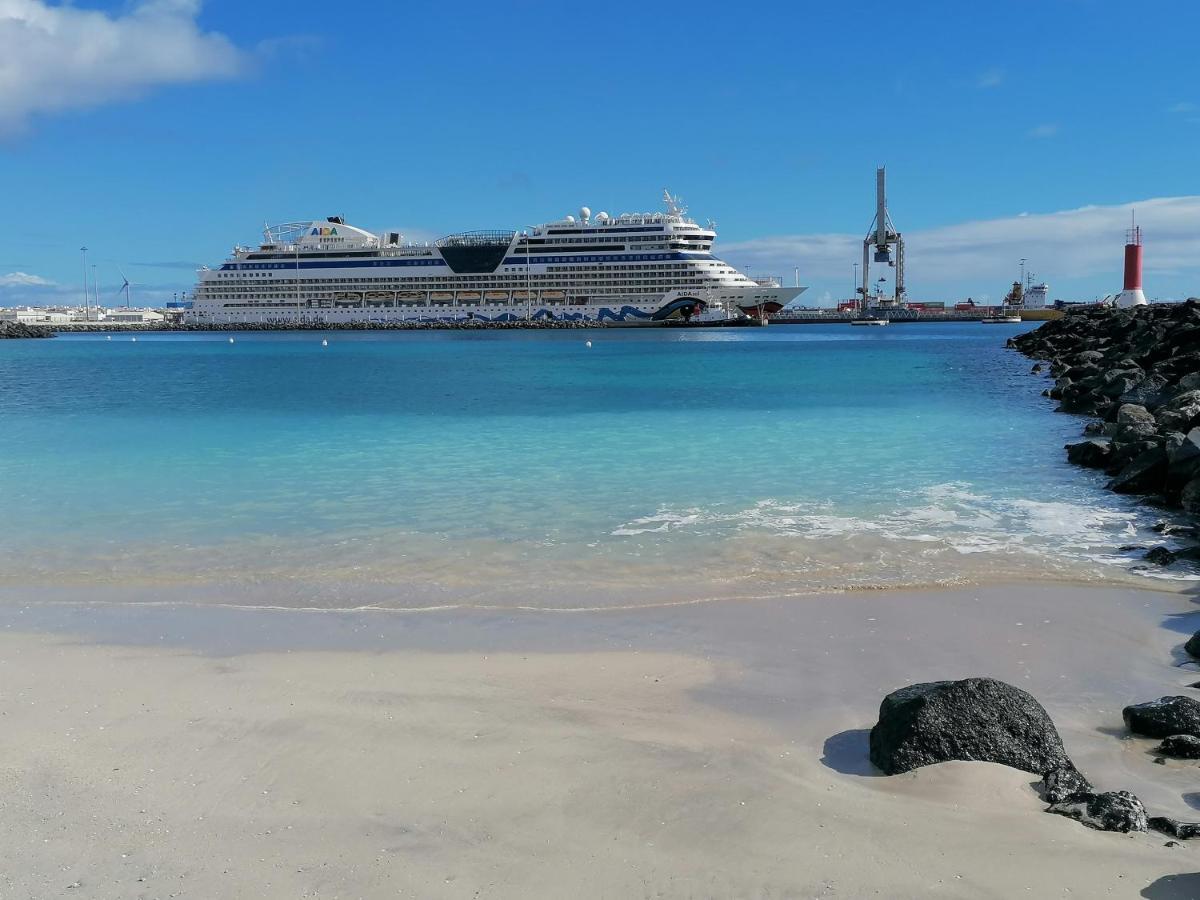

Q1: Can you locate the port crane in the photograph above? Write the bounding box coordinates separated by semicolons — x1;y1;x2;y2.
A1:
860;167;905;308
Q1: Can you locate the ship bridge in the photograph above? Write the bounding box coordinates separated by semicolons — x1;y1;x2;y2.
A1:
435;230;516;273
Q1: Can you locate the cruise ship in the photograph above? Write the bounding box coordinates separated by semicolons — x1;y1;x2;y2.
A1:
182;192;805;325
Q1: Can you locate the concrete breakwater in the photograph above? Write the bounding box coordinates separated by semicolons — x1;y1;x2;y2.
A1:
0;321;54;339
1010;301;1200;563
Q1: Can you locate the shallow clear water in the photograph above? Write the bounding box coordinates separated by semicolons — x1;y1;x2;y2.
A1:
0;325;1189;608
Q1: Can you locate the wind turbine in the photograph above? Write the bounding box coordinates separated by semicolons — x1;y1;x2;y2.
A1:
118;268;132;308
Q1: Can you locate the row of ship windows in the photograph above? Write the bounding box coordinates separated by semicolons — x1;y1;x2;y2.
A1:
523;234;707;245
204;283;716;300
219;252;713;275
210;266;733;284
203;277;730;294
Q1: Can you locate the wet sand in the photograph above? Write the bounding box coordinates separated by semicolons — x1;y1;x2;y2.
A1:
1;583;1199;898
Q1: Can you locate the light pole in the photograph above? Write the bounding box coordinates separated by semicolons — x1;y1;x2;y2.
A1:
294;242;301;327
80;247;89;322
92;265;99;314
853;263;859;310
525;227;537;323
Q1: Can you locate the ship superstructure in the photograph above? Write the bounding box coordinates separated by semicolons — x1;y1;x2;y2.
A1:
184;192;804;325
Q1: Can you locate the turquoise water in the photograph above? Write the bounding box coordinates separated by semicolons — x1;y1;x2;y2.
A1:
0;325;1186;608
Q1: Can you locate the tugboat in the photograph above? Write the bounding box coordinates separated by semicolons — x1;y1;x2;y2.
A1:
850;279;890;325
982;276;1025;324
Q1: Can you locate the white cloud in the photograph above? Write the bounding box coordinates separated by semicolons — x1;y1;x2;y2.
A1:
977;68;1004;88
1168;101;1197;114
1028;123;1059;139
721;196;1200;293
0;0;245;134
0;271;53;286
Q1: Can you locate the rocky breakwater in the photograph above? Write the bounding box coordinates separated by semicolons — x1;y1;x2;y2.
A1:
1009;300;1200;565
0;321;53;339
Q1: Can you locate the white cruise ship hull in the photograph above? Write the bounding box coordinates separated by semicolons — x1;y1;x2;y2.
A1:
182;286;803;327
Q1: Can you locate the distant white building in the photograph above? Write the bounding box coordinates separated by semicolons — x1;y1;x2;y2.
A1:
0;306;71;325
103;309;165;324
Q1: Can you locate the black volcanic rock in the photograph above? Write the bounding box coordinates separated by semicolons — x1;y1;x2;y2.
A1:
0;321;53;339
1041;764;1092;803
1047;790;1148;833
869;677;1072;776
1012;301;1200;514
1149;816;1200;839
1107;446;1168;494
1065;439;1110;468
1123;696;1200;739
1145;546;1178;566
1121;374;1171;410
1183;477;1200;515
1157;734;1200;759
1117;403;1156;427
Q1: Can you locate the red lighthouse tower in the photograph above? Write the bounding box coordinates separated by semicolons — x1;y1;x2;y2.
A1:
1115;218;1147;308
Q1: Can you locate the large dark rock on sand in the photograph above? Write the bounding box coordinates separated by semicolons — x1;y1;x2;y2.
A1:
1123;696;1200;739
1157;734;1200;759
869;677;1072;776
1187;633;1200;660
1047;790;1148;833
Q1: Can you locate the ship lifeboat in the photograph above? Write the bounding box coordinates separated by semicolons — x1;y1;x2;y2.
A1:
430;291;453;302
333;291;362;307
365;291;394;306
542;290;566;300
456;291;482;303
484;290;509;301
396;291;424;304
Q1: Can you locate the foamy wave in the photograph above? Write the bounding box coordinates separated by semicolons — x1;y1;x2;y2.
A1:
611;511;703;535
609;482;1195;581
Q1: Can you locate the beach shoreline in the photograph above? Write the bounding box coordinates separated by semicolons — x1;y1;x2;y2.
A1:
2;582;1199;898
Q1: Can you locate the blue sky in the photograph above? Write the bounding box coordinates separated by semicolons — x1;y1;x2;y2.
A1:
1;0;1198;306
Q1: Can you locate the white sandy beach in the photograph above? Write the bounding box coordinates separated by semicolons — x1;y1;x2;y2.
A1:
1;583;1199;899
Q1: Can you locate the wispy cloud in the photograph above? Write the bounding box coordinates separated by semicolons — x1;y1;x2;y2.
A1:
0;0;247;135
977;68;1005;88
1167;101;1197;114
0;271;191;307
0;271;54;286
1027;123;1060;139
721;196;1200;295
130;260;205;270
